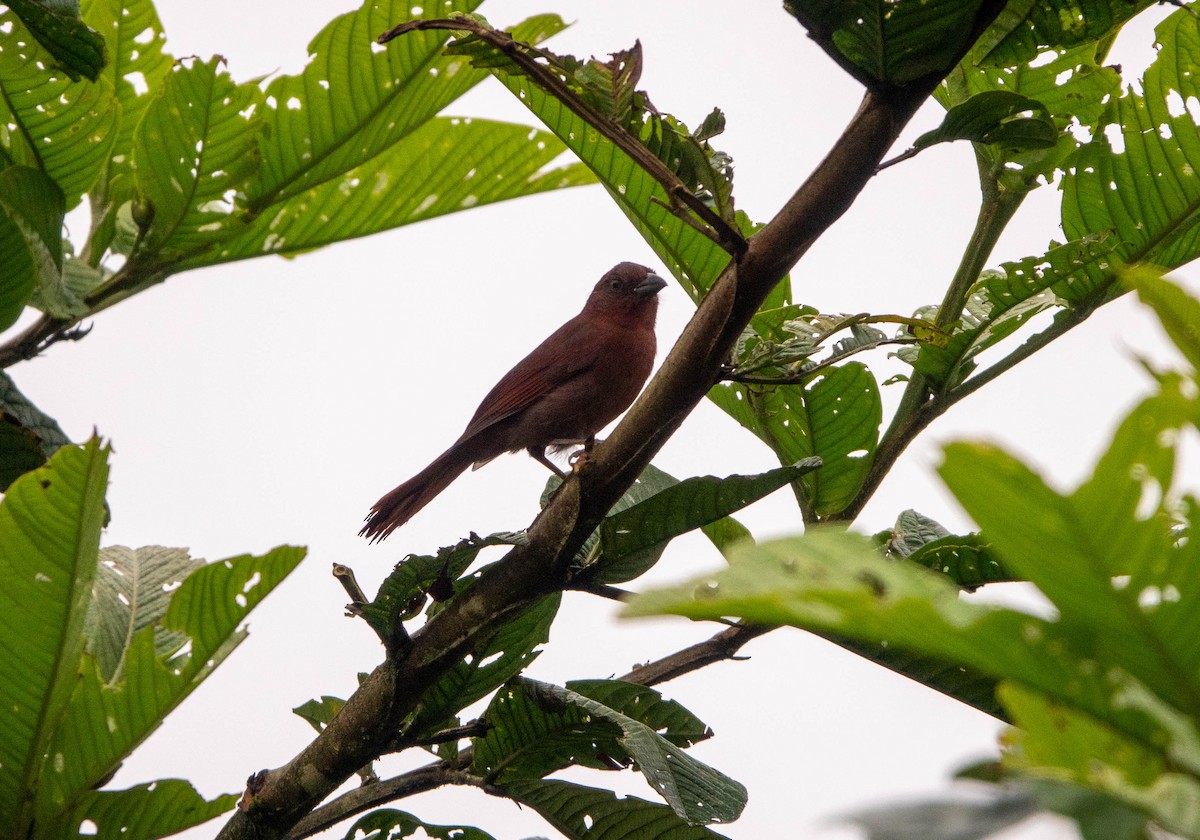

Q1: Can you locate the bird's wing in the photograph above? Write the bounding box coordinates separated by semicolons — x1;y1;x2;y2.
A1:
458;316;594;441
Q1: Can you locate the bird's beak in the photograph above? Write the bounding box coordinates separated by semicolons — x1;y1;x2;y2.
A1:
635;274;668;297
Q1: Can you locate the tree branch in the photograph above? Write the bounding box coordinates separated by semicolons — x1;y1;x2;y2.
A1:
217;6;1008;837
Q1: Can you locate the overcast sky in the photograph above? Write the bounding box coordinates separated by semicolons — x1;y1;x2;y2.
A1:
13;2;1194;838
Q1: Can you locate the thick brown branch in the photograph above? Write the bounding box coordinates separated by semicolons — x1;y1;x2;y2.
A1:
218;6;1007;838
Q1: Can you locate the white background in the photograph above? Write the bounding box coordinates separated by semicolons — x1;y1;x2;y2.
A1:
12;2;1193;837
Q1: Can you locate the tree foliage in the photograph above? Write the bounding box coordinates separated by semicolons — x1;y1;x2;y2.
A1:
2;0;1199;839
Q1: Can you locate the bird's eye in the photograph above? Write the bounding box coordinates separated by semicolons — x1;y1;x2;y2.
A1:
610;279;621;290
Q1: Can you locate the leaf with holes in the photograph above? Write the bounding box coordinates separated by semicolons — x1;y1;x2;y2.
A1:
477;679;744;825
0;7;117;208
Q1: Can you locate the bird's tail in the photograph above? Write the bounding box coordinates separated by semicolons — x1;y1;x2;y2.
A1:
360;444;476;542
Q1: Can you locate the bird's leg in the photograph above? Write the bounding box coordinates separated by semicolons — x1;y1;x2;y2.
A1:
528;446;567;479
568;436;596;472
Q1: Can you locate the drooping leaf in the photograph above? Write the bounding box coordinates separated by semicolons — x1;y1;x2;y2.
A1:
472;678;712;782
0;165;66;325
0;7;117;208
502;779;732;839
5;0;106;81
0;440;109;837
480;680;745;827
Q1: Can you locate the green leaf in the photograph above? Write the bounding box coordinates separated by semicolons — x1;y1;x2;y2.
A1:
82;0;175;192
362;530;528;641
39;545;305;819
4;0;105;81
477;679;743;825
0;165;66;325
248;1;556;209
906;233;1121;386
909;532;1012;588
132;56;262;257
0;440;109;837
342;809;497;840
83;546;202;682
501;779;732;839
1128;270;1200;372
1001;681;1200;837
783;0;985;86
708;362;881;516
981;1;1157;67
881;509;950;558
405;593;560;739
590;460;818;584
52;779;236;840
1062;7;1200;273
486;51;738;301
293;695;346;734
939;390;1200;711
915;90;1055;152
0;372;71;491
472;678;713;783
197;118;593;268
0;7;117;208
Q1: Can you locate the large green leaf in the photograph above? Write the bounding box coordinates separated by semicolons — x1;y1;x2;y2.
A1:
708;362;881;517
589;460;817;584
783;0;985;87
0;165;66;325
38;546;305;819
248;1;558;209
198;117;594;267
82;0;175;192
472;678;712;782
982;0;1157;67
0;7;117;208
132;57;262;257
1129;270;1200;372
5;0;106;81
83;546;203;682
502;779;732;839
49;779;236;840
480;681;744;825
404;592;560;739
0;440;109;837
1062;7;1200;273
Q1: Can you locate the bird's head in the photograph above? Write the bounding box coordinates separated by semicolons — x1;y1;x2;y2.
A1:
585;262;667;322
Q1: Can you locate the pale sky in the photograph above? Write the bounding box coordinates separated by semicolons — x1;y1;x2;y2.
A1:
14;2;1191;838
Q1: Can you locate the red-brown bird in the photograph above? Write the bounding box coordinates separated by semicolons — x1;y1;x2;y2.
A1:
361;262;666;542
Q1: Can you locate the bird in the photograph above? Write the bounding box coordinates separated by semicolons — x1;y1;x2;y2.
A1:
361;262;667;542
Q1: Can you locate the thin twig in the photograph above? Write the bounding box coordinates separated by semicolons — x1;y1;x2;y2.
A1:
377;18;747;255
